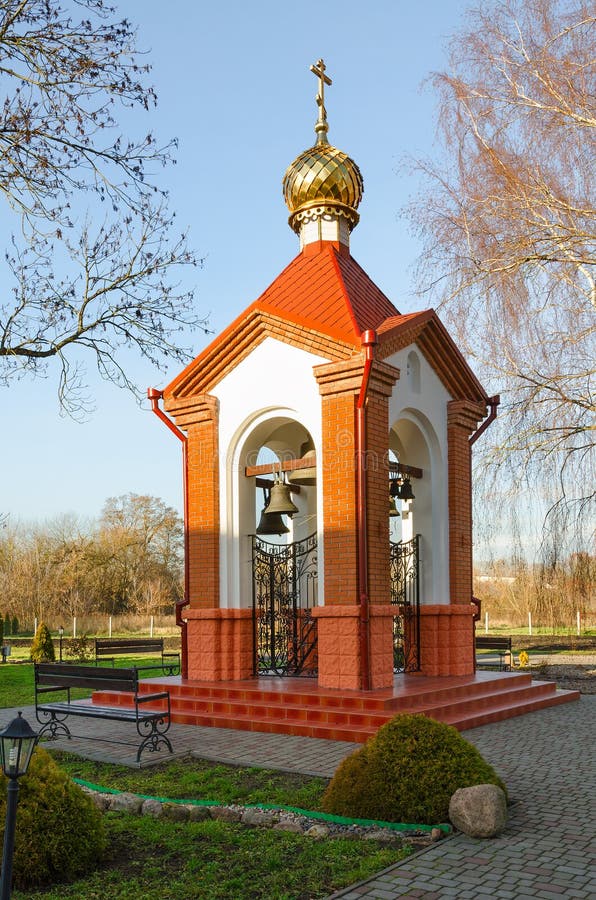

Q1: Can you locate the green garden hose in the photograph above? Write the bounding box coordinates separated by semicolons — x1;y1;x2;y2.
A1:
72;777;451;834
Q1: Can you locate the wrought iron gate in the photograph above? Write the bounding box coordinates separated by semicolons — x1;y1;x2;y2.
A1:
390;534;421;673
252;533;318;676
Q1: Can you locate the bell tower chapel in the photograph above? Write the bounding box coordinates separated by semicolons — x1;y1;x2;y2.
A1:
151;59;493;690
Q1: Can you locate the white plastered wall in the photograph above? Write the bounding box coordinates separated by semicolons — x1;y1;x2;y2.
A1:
386;345;452;605
211;336;327;609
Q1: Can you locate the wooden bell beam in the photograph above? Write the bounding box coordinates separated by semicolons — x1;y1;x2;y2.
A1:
389;463;423;479
247;456;422;480
245;456;316;478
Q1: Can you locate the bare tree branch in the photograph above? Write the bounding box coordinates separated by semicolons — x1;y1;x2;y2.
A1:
0;0;208;414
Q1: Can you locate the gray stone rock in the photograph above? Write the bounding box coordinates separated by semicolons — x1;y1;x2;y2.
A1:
209;805;242;823
274;819;304;834
363;828;401;845
109;792;144;815
141;798;164;818
162;802;190;822
241;808;278;826
431;827;444;842
304;823;330;839
449;784;508;838
187;805;212;822
88;792;111;812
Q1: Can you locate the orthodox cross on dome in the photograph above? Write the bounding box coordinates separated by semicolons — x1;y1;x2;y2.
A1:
310;58;332;144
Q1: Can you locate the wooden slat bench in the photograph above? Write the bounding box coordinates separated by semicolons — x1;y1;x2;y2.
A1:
475;636;514;671
94;638;180;676
34;663;173;762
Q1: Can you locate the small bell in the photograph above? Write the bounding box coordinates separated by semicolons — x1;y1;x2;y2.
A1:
398;476;415;501
287;449;316;486
256;509;290;535
265;478;299;517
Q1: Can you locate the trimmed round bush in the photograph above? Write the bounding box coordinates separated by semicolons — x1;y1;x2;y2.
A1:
0;746;107;889
322;713;506;825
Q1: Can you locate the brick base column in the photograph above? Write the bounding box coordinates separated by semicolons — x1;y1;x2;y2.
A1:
418;604;476;676
185;608;253;681
312;605;394;690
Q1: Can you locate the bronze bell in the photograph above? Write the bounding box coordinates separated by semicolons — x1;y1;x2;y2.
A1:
256;508;290;535
265;478;299;517
287;449;316;486
389;496;400;518
398;476;415;501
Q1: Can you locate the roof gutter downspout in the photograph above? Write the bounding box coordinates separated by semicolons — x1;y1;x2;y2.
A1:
356;329;377;692
470;395;500;446
147;388;189;680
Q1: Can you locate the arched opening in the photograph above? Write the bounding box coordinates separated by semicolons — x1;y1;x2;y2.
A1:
389;410;448;606
228;411;319;676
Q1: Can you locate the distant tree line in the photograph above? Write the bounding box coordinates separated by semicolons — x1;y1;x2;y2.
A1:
474;551;595;629
0;494;183;625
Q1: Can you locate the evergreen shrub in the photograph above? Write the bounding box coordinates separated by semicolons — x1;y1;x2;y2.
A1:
11;615;18;635
65;633;93;662
30;622;55;662
321;713;506;825
0;746;107;889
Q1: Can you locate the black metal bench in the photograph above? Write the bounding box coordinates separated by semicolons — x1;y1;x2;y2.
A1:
94;638;180;676
34;663;173;762
475;636;514;671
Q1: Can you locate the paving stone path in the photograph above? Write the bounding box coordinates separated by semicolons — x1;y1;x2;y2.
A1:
330;695;595;899
2;694;593;898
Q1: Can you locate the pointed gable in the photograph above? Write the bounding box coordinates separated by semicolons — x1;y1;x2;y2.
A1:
165;243;400;399
377;310;488;403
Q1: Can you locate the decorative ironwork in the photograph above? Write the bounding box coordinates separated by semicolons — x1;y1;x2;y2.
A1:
252;532;318;677
390;534;420;673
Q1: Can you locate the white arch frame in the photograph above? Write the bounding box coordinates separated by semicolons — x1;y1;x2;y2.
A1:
221;406;324;609
389;408;448;605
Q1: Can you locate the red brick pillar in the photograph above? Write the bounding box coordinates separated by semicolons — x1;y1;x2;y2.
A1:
417;399;486;677
447;400;486;606
313;357;399;690
164;396;253;681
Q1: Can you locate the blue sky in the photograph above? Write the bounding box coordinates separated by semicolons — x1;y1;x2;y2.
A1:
2;0;476;525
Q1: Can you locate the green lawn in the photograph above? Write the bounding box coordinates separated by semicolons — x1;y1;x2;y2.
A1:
55;752;328;811
12;813;409;899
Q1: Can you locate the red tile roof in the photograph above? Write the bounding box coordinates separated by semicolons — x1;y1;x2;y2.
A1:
165;241;487;403
251;243;400;346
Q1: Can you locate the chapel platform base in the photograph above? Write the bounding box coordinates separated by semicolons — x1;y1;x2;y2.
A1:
93;670;580;742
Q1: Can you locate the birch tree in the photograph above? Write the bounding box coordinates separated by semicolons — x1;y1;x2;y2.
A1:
408;0;595;528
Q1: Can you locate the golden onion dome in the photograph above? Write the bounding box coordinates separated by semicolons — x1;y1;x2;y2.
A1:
283;59;364;235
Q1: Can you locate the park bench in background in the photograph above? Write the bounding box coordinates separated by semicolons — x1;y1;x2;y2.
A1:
94;637;180;675
475;635;514;671
34;662;173;762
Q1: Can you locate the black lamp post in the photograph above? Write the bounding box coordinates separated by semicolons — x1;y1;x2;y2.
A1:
58;625;64;662
0;712;39;899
